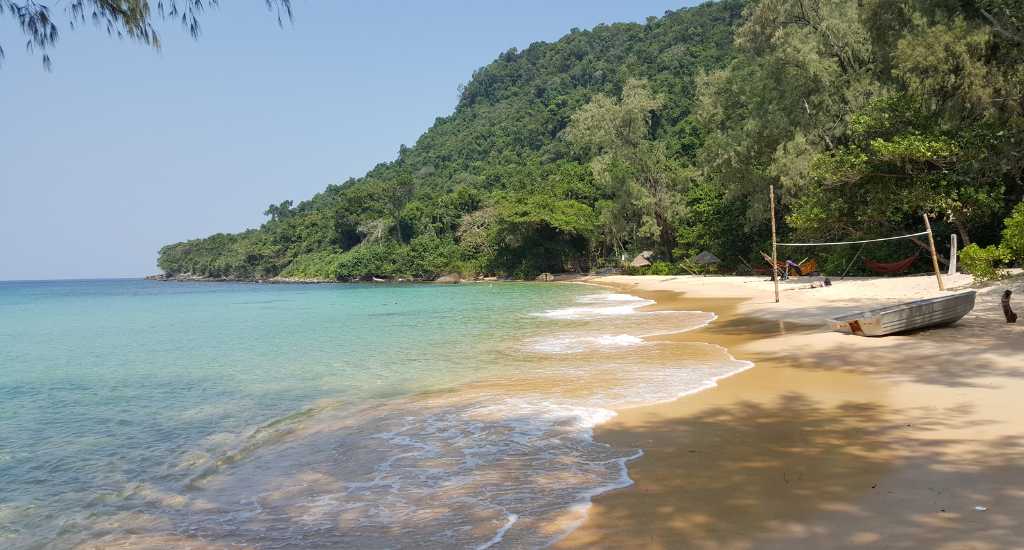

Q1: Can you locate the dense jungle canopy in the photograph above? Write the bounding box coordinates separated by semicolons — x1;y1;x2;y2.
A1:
155;0;1024;280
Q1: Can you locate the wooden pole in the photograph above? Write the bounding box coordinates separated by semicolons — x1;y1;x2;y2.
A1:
923;214;945;291
839;242;866;280
770;185;780;303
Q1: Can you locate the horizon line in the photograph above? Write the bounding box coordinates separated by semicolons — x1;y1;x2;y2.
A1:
0;276;148;283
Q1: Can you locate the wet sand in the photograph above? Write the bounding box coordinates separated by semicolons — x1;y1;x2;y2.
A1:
558;274;1024;549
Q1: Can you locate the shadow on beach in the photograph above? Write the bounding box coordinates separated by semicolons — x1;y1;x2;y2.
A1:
559;276;1024;549
738;285;1024;389
558;393;1024;549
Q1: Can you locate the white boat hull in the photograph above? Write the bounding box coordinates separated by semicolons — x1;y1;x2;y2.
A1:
829;291;976;337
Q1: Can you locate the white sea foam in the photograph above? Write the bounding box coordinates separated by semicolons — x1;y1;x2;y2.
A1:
534;292;657;319
476;513;518;550
525;290;717;355
547;448;645;546
523;312;719;355
534;302;654;319
576;293;650;303
103;288;751;550
524;333;647;353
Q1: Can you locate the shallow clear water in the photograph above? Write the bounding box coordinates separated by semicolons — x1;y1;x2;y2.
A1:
0;280;749;549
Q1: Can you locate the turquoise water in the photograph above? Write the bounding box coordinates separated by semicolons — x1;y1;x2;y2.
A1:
0;279;749;548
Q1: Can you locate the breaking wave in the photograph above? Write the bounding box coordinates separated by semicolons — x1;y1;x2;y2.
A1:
65;288;750;549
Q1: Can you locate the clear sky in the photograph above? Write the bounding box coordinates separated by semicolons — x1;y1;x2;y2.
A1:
0;0;700;280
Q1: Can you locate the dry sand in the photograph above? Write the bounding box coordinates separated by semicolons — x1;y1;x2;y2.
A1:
557;273;1024;549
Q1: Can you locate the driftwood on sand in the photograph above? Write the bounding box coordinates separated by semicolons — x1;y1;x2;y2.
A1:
1003;290;1018;323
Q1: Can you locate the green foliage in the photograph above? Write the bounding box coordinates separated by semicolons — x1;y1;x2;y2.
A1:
959;243;1008;281
157;0;1024;282
157;231;283;280
644;261;675;276
625;260;697;276
1000;202;1024;263
673;179;757;262
404;234;463;278
278;236;464;280
155;1;747;281
678;257;720;275
278;250;347;280
698;0;1022;272
330;243;403;280
566;79;689;260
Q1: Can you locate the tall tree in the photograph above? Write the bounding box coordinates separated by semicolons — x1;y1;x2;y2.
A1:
699;0;1023;250
1;0;291;68
566;79;689;260
697;0;876;234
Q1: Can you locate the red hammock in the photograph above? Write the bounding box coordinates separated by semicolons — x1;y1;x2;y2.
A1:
864;254;919;274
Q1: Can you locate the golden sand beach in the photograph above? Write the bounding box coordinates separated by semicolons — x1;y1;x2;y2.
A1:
559;273;1024;549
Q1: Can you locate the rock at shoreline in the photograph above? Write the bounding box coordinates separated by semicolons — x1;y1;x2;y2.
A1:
147;273;340;284
435;273;461;284
145;273;224;282
269;276;336;284
535;272;555;281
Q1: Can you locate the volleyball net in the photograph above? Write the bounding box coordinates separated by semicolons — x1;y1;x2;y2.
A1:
765;185;945;302
776;231;930;247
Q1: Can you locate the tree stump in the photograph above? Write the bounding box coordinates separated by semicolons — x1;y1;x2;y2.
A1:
1002;290;1018;324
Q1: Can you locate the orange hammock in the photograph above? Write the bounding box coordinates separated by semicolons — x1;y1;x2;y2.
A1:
864;254;919;274
755;253;817;277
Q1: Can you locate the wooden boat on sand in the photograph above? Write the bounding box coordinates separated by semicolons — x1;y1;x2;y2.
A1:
829;291;976;337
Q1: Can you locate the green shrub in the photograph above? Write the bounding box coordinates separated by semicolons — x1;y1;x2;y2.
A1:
677;257;720;275
279;250;346;280
281;238;469;280
646;261;673;275
625;260;690;276
1001;201;1024;263
403;234;463;277
959;243;1007;281
334;242;405;279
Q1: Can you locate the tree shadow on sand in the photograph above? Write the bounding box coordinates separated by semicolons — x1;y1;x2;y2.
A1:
739;310;1024;389
689;285;1024;389
57;392;1024;550
561;393;1024;549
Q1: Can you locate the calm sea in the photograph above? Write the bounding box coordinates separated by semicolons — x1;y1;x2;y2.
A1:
0;279;749;548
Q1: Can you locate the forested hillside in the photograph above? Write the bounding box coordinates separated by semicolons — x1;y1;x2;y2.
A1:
157;0;1024;281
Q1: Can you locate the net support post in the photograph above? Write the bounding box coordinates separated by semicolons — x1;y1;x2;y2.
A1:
923;214;945;291
770;185;780;303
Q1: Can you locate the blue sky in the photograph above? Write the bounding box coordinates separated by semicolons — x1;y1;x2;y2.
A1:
0;0;699;280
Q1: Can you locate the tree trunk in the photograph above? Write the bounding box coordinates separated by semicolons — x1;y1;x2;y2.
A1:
656;214;675;262
953;219;972;246
910;237;950;267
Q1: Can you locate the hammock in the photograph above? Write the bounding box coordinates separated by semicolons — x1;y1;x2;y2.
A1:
757;252;788;277
756;253;817;277
786;258;818;276
864;254;919;274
